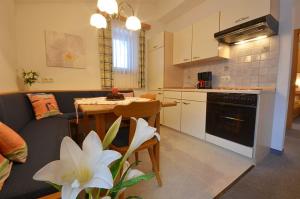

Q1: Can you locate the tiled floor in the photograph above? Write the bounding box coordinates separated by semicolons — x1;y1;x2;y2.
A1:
126;126;253;199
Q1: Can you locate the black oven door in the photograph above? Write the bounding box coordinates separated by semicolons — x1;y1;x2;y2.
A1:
206;102;256;147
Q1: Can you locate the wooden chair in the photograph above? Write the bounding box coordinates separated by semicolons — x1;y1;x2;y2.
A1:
140;93;157;100
110;100;162;186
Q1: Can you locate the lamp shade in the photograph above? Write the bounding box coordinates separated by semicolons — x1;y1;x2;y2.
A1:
125;16;141;31
90;13;107;29
97;0;118;15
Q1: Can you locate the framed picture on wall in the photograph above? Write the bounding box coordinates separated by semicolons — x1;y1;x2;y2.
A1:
45;30;86;69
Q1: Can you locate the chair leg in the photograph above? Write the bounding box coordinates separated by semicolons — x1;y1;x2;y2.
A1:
148;147;162;187
154;143;160;171
135;152;139;165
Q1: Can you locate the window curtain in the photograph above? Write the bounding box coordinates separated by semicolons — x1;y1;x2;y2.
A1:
98;20;146;89
112;20;139;89
98;22;113;88
138;30;146;88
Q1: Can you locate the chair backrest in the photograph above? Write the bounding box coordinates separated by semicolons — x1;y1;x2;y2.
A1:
140;93;157;100
113;100;161;143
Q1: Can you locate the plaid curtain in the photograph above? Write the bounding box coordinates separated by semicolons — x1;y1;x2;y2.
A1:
98;22;113;88
138;30;146;88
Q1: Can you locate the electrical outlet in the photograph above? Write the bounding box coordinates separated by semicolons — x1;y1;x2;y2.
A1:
221;76;231;81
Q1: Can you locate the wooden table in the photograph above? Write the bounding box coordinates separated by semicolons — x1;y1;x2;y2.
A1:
79;101;176;140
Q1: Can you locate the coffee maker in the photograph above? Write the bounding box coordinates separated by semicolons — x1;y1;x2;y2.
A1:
197;72;212;89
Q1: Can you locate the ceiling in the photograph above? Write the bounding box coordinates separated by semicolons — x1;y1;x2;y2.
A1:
15;0;207;25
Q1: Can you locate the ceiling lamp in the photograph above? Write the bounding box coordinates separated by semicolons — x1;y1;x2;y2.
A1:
90;13;107;29
90;0;142;31
97;0;118;15
125;16;141;31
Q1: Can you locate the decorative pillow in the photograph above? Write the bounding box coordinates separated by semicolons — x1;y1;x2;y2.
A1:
119;92;134;97
0;153;12;190
27;93;62;120
0;122;28;163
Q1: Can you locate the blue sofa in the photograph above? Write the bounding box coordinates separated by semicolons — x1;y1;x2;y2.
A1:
0;90;132;199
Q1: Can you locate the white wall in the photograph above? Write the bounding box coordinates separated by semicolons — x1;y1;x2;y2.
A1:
0;0;19;92
15;1;101;90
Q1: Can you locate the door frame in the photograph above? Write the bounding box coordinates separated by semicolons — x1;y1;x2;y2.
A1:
287;29;300;128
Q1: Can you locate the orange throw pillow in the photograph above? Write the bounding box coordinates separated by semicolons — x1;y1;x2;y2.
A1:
0;153;12;190
27;93;62;120
0;122;28;163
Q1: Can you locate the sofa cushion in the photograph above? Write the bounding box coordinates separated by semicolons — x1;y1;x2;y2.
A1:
0;153;12;191
57;112;84;120
0;94;34;132
0;122;28;163
54;91;93;113
90;90;110;97
0;117;69;199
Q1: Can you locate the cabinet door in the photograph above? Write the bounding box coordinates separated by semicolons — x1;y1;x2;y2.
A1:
148;32;164;52
181;100;206;140
163;98;181;131
147;47;164;90
220;0;270;31
173;26;192;65
192;12;220;61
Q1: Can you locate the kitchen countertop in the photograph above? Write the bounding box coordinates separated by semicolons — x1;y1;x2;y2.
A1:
160;87;276;94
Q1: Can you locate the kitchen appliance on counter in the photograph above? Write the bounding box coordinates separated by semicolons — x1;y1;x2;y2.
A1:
197;72;212;89
206;93;257;152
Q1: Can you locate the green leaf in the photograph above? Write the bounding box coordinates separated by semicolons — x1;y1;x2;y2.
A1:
47;182;62;191
110;173;155;193
102;116;122;149
126;196;143;199
110;159;122;179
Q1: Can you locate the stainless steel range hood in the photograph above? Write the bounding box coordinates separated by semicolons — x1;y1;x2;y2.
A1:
214;15;279;45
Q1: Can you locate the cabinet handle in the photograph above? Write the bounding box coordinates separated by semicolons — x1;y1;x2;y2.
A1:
158;88;162;90
153;45;158;49
193;57;200;60
158;92;163;95
183;102;190;105
235;16;249;23
183;58;190;61
175;101;181;104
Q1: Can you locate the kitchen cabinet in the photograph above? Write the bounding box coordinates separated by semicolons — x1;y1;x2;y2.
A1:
173;26;193;65
181;100;206;140
220;0;279;31
164;97;181;131
147;32;183;90
192;12;221;61
173;12;229;65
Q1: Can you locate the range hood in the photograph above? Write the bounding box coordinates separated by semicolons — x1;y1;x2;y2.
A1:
214;15;279;45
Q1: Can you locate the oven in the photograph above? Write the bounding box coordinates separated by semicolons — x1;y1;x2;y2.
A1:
206;93;257;147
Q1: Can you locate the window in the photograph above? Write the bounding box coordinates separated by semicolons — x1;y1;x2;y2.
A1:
112;20;140;88
112;21;139;73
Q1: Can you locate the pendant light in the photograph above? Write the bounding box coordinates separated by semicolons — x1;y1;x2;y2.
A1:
97;0;118;15
90;13;107;29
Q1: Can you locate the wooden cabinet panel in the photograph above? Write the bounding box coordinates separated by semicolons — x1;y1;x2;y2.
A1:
147;32;164;52
147;47;164;90
163;97;181;131
220;0;271;31
181;100;206;140
173;26;192;65
192;12;220;60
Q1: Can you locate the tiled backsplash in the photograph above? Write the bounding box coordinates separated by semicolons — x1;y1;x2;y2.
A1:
183;36;279;88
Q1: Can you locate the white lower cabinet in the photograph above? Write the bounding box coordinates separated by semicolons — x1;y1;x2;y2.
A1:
163;97;181;131
181;100;206;140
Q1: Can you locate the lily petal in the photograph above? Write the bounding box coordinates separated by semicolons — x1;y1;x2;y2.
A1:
91;165;114;189
97;150;121;166
125;169;144;181
102;116;122;149
61;185;82;199
33;160;70;185
82;131;103;155
60;137;83;169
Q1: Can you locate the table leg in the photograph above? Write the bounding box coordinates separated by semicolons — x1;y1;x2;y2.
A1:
95;114;106;140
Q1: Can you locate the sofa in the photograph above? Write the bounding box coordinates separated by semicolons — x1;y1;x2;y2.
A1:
0;90;133;199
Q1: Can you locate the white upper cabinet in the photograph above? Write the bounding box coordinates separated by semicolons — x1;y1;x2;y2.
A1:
220;0;279;31
148;32;164;52
173;26;193;65
192;12;220;61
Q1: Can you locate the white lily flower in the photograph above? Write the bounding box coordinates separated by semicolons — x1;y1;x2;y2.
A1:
122;161;144;181
33;131;122;199
127;118;160;154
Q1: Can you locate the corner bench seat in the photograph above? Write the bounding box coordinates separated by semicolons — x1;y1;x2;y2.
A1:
0;90;133;199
